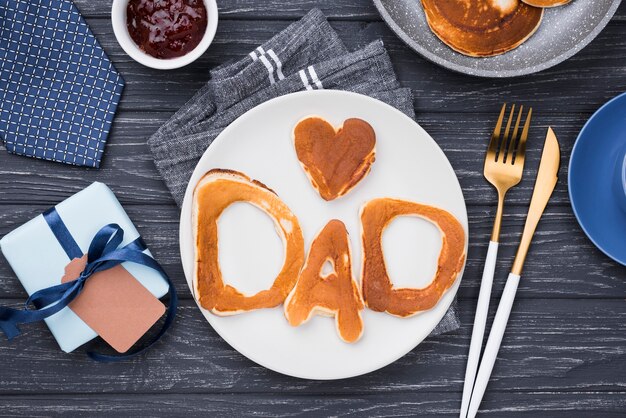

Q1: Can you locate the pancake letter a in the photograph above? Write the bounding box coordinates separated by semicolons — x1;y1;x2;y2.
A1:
284;220;364;343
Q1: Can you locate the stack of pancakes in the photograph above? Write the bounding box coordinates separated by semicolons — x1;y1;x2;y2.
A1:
421;0;571;57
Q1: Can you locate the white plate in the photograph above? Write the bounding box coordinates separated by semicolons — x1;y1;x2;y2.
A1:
180;90;468;380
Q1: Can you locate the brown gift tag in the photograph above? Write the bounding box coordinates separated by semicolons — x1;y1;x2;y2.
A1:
62;256;166;353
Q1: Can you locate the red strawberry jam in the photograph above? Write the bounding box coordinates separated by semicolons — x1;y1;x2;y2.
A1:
127;0;208;59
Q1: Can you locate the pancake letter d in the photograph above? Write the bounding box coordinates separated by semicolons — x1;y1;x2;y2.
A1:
360;198;466;318
193;170;306;315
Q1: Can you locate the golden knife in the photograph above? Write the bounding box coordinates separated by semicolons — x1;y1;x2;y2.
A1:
466;127;560;418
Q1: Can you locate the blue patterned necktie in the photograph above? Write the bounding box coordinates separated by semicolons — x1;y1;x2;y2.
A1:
0;0;124;168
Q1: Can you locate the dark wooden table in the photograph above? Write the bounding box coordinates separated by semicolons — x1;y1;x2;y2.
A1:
1;1;625;416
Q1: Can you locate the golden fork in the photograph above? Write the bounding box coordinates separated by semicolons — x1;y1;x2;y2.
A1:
460;104;532;418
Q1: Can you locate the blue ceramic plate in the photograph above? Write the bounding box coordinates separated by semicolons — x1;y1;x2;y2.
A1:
569;92;626;265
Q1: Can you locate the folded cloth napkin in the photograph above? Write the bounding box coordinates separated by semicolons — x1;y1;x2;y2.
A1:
0;0;124;168
150;9;347;158
148;8;460;336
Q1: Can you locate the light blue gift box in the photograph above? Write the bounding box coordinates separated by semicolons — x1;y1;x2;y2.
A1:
0;182;169;353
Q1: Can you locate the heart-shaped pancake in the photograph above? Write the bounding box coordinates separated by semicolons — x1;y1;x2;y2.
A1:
294;117;376;201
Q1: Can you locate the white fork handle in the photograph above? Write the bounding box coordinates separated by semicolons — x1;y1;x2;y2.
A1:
460;241;499;418
467;273;521;418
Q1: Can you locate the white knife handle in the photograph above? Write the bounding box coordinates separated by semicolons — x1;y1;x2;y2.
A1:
467;273;520;418
460;241;499;418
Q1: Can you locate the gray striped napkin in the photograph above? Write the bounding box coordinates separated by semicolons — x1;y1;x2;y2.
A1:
148;8;460;336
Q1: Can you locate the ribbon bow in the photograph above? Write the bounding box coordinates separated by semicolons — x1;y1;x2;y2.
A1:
0;214;177;362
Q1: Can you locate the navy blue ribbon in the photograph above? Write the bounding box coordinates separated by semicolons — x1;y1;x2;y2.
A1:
0;208;177;362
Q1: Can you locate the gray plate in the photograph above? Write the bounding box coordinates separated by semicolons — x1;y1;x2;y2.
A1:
374;0;622;78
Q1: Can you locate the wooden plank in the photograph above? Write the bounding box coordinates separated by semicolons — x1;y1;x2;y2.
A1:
0;299;622;395
74;0;626;21
1;392;625;417
60;19;626;114
0;203;625;300
0;111;599;206
6;5;620;118
75;0;382;20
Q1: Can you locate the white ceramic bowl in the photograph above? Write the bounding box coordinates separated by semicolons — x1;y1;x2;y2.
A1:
111;0;218;70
